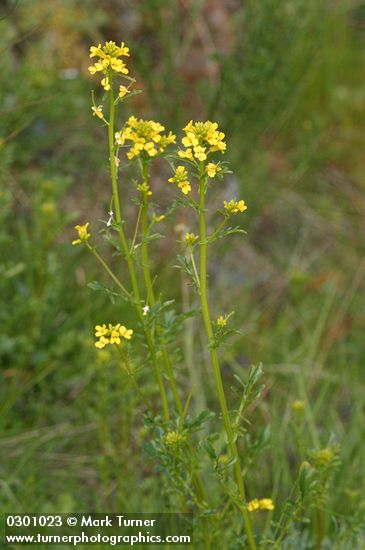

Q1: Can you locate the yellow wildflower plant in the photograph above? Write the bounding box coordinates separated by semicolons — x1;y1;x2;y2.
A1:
115;116;176;160
223;199;248;215
168;165;191;195
89;41;130;91
94;323;133;349
248;498;275;512
72;223;91;245
178;120;226;162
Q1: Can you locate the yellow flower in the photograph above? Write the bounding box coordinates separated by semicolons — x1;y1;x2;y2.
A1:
119;85;130;98
217;315;227;327
206;162;221;178
259;499;275;511
178;148;193;160
248;498;274;512
94;323;133;349
72;223;90;245
101;77;110;91
95;324;108;337
144;141;158;157
91;105;103;119
116;117;175;160
168;166;191;195
95;336;110;349
178;181;191;195
247;499;260;512
119;325;133;340
184;233;198;246
223;199;247;215
179;120;226;162
193;145;207;161
182;132;199;148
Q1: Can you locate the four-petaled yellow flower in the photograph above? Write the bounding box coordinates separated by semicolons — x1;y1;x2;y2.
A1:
115;116;176;160
168;166;191;195
179;120;226;162
119;85;130;98
92;105;103;119
248;498;274;512
72;223;91;245
217;315;227;327
95;323;133;349
223;199;247;215
89;41;130;90
206;162;221;178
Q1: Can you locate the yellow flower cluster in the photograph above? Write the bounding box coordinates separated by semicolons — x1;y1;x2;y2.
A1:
115;116;176;160
72;223;90;245
217;315;227;327
95;323;133;349
136;182;152;196
223;199;247;215
184;232;198;246
168;166;191;195
89;41;130;91
178;120;226;162
247;498;275;512
165;430;185;447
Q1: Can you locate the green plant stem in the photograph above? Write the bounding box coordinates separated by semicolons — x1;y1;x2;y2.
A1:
87;244;131;300
140;198;183;416
316;509;324;550
198;173;257;550
107;80;170;422
139;166;211;549
116;344;144;400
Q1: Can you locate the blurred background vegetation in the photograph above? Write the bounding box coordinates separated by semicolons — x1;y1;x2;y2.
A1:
1;0;365;545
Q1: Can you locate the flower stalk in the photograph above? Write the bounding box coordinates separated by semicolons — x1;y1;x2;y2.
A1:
107;76;170;421
198;171;257;550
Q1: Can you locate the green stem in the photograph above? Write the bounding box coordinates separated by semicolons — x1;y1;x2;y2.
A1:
139;164;211;548
316;509;324;550
107;79;170;422
208;217;228;243
87;244;131;300
116;344;144;400
140;161;183;416
198;173;256;550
